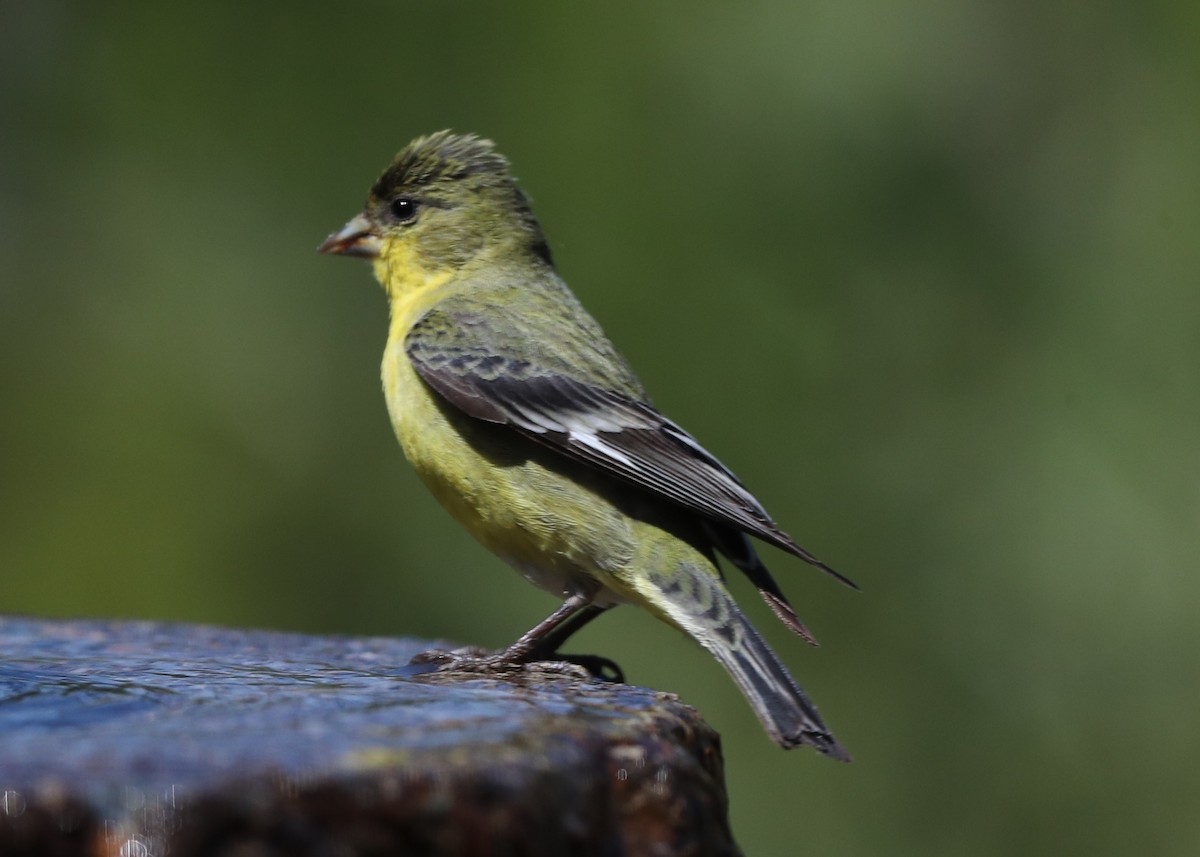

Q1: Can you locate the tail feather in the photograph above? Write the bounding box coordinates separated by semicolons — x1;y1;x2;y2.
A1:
639;560;849;760
713;613;850;760
704;524;820;647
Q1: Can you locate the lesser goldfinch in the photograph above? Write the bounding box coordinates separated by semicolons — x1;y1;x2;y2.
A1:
319;131;851;759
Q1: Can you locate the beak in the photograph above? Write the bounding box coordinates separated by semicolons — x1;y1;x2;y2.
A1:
317;213;381;258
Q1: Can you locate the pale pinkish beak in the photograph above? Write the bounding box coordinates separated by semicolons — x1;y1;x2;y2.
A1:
317;213;381;258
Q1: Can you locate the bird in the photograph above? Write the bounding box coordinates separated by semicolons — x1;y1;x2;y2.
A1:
318;131;852;759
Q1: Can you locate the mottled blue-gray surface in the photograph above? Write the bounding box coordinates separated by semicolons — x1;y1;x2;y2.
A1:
0;617;737;856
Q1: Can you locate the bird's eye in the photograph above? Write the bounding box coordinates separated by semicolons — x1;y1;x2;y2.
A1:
389;197;419;223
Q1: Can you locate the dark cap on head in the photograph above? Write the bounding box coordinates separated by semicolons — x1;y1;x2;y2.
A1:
371;131;512;200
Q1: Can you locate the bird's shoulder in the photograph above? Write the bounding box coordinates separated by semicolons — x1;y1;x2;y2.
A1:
406;264;647;400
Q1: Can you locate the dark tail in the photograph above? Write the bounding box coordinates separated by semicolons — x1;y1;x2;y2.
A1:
711;611;850;759
640;561;850;760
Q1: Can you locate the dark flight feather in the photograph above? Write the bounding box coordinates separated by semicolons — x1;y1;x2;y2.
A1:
407;321;857;593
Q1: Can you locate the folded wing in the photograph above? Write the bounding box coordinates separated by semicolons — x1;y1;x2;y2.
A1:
406;305;855;591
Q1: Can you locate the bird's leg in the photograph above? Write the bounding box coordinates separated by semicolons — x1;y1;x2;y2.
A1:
411;594;624;681
518;603;622;682
496;592;596;662
520;603;609;659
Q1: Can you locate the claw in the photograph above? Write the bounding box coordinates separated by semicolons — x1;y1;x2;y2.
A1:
407;647;623;682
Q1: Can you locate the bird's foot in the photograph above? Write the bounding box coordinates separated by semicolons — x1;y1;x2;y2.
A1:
408;646;524;674
408;646;624;683
550;653;624;683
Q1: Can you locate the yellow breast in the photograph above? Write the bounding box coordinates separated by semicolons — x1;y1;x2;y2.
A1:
377;253;637;601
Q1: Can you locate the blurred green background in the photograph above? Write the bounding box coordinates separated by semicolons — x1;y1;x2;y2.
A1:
3;2;1198;854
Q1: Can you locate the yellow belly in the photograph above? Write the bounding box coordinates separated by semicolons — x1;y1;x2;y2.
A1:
381;333;639;601
366;238;732;644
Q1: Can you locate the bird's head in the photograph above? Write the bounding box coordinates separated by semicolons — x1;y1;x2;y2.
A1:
318;131;552;276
